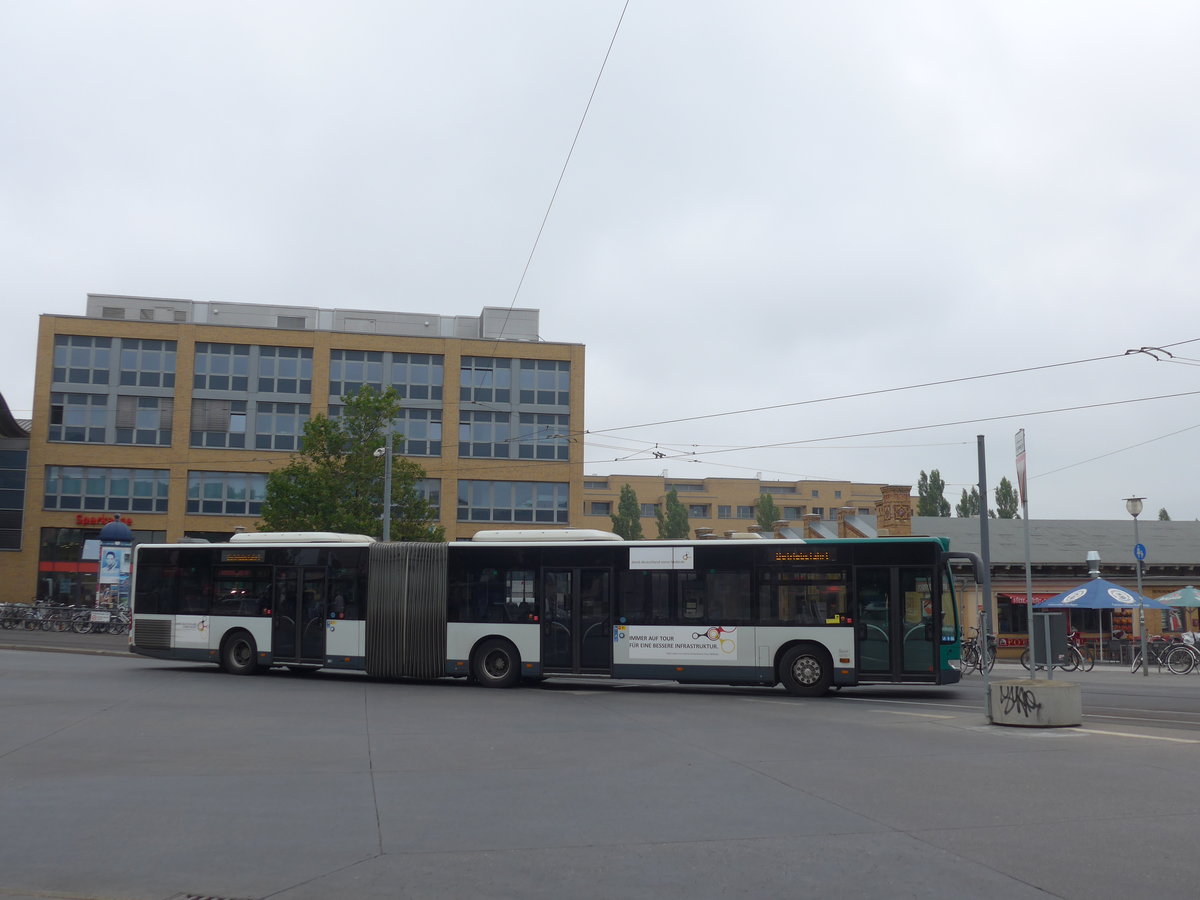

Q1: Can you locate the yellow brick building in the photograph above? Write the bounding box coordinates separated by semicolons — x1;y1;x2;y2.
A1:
579;474;917;536
18;294;584;604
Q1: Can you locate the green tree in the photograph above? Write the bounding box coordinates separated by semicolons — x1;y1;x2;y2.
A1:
956;486;981;518
656;489;691;539
993;476;1020;519
610;483;644;539
1158;507;1171;521
917;470;951;517
260;386;444;540
755;493;781;531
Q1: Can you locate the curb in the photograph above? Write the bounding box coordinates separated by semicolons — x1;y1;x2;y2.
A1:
0;643;135;659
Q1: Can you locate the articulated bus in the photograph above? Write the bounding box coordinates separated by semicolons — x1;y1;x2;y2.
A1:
130;529;981;696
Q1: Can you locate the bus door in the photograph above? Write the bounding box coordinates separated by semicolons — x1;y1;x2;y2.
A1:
855;567;938;680
541;568;612;675
272;567;327;665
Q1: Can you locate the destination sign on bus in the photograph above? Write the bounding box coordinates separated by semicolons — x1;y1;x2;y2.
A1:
221;550;265;563
774;549;835;562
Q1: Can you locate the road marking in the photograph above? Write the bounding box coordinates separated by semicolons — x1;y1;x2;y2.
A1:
1078;728;1200;744
836;695;982;712
880;710;957;719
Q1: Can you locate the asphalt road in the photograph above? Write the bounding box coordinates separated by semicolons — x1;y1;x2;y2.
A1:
3;639;1200;900
7;628;1199;731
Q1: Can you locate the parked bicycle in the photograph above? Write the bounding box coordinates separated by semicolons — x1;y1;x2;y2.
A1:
1129;639;1173;674
955;627;996;674
1163;637;1200;675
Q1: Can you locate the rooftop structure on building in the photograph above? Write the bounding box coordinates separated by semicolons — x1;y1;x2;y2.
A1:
85;294;543;342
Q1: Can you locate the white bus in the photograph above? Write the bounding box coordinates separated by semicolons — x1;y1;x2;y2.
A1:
130;529;979;696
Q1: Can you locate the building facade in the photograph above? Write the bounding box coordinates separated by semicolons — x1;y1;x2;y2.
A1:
19;294;584;604
579;474;917;536
0;393;30;598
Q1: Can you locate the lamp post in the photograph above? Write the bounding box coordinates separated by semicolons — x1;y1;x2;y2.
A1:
375;429;394;542
1125;496;1147;677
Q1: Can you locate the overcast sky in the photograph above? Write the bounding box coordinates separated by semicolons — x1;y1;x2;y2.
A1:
3;1;1199;523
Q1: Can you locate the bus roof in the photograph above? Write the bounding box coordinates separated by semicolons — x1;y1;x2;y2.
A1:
228;532;377;543
471;529;623;542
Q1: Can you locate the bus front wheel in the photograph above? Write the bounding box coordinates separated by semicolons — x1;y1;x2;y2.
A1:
471;638;521;688
779;644;832;697
220;631;260;676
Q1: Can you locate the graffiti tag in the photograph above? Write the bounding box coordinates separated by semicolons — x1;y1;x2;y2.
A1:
1000;684;1043;718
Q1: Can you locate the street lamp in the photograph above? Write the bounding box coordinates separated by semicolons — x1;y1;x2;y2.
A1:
1125;496;1147;677
375;430;394;542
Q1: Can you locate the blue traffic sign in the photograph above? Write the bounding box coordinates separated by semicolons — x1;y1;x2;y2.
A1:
1134;543;1147;561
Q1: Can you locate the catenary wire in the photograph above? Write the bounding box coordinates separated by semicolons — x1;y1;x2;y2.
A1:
490;1;629;350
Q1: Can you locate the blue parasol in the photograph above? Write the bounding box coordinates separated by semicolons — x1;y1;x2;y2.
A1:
1037;579;1172;610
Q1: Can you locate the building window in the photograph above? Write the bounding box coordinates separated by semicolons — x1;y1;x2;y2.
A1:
858;507;871;515
393;408;442;457
255;402;310;450
457;480;568;523
590;502;612;516
761;485;796;494
48;393;108;443
687;504;710;518
516;413;569;460
460;357;512;405
45;466;169;513
329;349;384;398
640;503;660;518
459;411;511;458
52;335;112;386
118;339;176;388
193;343;251;392
518;359;570;406
0;449;26;550
257;346;312;395
584;480;608;490
665;483;705;492
834;490;842;499
736;505;755;518
115;395;173;446
812;507;824;518
811;490;820;498
718;505;733;518
390;353;444;401
191;399;247;448
329;404;443;457
187;471;267;516
783;507;805;518
414;478;441;517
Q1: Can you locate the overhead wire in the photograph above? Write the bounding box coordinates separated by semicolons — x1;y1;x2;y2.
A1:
582;350;1130;437
489;0;629;351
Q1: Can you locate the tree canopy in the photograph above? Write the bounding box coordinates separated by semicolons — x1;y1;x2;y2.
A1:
1158;507;1171;521
993;476;1020;519
755;493;781;531
610;483;645;539
956;486;981;518
259;386;443;541
917;470;951;517
656;489;691;539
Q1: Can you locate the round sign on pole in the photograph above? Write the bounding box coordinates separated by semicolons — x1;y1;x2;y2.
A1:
1134;543;1147;561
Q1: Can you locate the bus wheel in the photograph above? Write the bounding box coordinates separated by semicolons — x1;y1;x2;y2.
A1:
779;644;832;697
220;631;260;676
471;638;521;688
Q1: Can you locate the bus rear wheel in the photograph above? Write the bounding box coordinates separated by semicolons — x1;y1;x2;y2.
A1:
779;644;832;697
471;638;521;688
220;631;260;676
